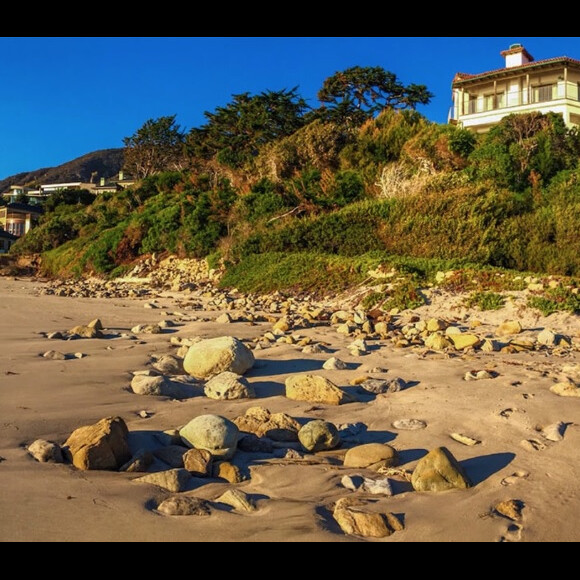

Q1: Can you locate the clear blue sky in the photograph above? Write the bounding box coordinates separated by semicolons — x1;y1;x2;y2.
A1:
1;36;579;180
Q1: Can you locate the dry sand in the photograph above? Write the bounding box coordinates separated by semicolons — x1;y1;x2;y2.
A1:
1;275;579;543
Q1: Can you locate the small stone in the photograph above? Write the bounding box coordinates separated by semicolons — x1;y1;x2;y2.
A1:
286;374;356;406
450;334;482;351
341;475;364;491
494;500;525;522
497;320;523;337
213;462;244;484
323;357;348;371
450;433;481;447
157;496;211;517
183;448;213;477
27;440;64;464
134;469;192;493
215;489;256;513
392;419;427;431
361;377;406;395
298;420;341;453
550;382;580;398
204;372;256;401
43;351;68;361
333;498;404;539
538;329;558;347
361;477;394;496
180;415;239;460
541;422;567;443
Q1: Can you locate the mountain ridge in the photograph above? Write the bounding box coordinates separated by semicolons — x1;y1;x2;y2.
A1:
0;149;125;194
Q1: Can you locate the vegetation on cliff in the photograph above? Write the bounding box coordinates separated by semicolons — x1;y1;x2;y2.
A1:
8;67;580;306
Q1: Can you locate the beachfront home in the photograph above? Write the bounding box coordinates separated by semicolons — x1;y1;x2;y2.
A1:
0;203;43;238
0;230;18;253
450;44;580;133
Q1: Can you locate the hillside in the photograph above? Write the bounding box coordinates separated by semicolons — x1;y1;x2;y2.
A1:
0;148;124;191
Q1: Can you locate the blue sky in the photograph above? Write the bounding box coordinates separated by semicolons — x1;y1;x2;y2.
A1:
1;36;579;180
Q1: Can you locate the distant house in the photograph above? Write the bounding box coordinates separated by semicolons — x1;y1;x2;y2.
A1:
92;172;136;195
2;186;46;206
0;203;44;238
0;229;18;254
450;43;580;133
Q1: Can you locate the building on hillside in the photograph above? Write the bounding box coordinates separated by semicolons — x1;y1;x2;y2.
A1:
450;43;580;133
2;186;46;206
0;203;44;238
92;172;137;195
0;229;18;253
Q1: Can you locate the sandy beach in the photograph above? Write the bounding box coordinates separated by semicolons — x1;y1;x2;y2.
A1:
1;273;579;543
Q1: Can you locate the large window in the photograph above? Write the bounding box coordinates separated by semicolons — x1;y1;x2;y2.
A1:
533;84;556;103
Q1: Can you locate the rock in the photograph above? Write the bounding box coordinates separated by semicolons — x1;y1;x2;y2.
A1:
152;355;184;375
542;422;567;442
497;320;523;337
449;334;482;351
427;318;447;332
43;350;68;361
238;434;274;454
494;500;525;522
204;372;256;401
88;319;104;331
464;370;494;381
184;336;255;379
412;447;472;492
215;489;256;513
213;462;244;484
323;357;348;371
63;417;131;471
550;381;580;398
157;496;212;517
69;325;104;339
27;440;64;464
285;374;355;406
120;450;154;473
216;313;233;324
450;433;481;447
153;445;188;469
537;329;558;347
183;448;213;477
344;444;399;471
362;477;394;496
392;419;427;431
361;377;407;395
298;420;341;453
134;469;192;493
424;333;453;350
131;375;170;396
234;407;301;442
341;475;365;491
131;324;163;335
333;498;404;539
180;415;239;460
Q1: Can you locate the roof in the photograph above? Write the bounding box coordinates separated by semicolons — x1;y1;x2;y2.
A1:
5;203;44;214
453;56;580;86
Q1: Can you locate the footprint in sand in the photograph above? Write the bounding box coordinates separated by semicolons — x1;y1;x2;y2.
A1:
501;471;530;487
521;439;547;452
500;523;524;543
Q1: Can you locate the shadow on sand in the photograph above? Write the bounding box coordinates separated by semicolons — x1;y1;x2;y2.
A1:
461;453;516;487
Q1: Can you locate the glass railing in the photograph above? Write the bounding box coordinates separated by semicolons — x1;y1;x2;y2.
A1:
451;82;580;119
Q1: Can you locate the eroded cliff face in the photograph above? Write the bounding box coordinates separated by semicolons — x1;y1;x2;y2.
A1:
0;253;42;277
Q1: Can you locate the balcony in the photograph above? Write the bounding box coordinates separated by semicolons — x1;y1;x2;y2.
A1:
450;81;580;124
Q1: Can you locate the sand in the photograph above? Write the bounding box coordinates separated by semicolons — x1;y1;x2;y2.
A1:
0;274;579;543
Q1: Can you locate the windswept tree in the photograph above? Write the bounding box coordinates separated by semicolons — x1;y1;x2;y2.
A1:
187;88;311;169
318;66;434;126
123;115;186;180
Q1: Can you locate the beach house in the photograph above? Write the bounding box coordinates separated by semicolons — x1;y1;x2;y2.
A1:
450;44;580;133
0;203;43;238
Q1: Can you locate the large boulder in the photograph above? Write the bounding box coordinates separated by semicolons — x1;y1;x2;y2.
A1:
285;374;356;406
204;372;256;401
298;420;341;453
184;337;255;379
411;447;472;492
63;417;132;471
233;407;301;442
179;415;239;460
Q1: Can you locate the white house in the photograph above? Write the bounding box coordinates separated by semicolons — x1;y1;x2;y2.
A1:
450;44;580;133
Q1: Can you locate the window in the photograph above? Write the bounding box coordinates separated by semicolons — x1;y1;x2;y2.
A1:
533;84;556;103
467;96;478;115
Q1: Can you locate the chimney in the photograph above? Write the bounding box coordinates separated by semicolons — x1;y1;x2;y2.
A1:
100;177;106;187
119;171;124;182
501;44;534;68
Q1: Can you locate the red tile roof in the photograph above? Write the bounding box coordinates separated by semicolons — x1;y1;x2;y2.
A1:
453;56;580;86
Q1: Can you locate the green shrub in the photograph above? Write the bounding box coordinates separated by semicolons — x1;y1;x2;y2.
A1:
465;291;506;311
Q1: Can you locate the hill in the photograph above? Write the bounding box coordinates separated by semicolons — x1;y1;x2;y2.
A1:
0;148;124;192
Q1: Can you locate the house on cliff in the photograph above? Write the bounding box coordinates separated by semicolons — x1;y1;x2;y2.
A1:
450;43;580;133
